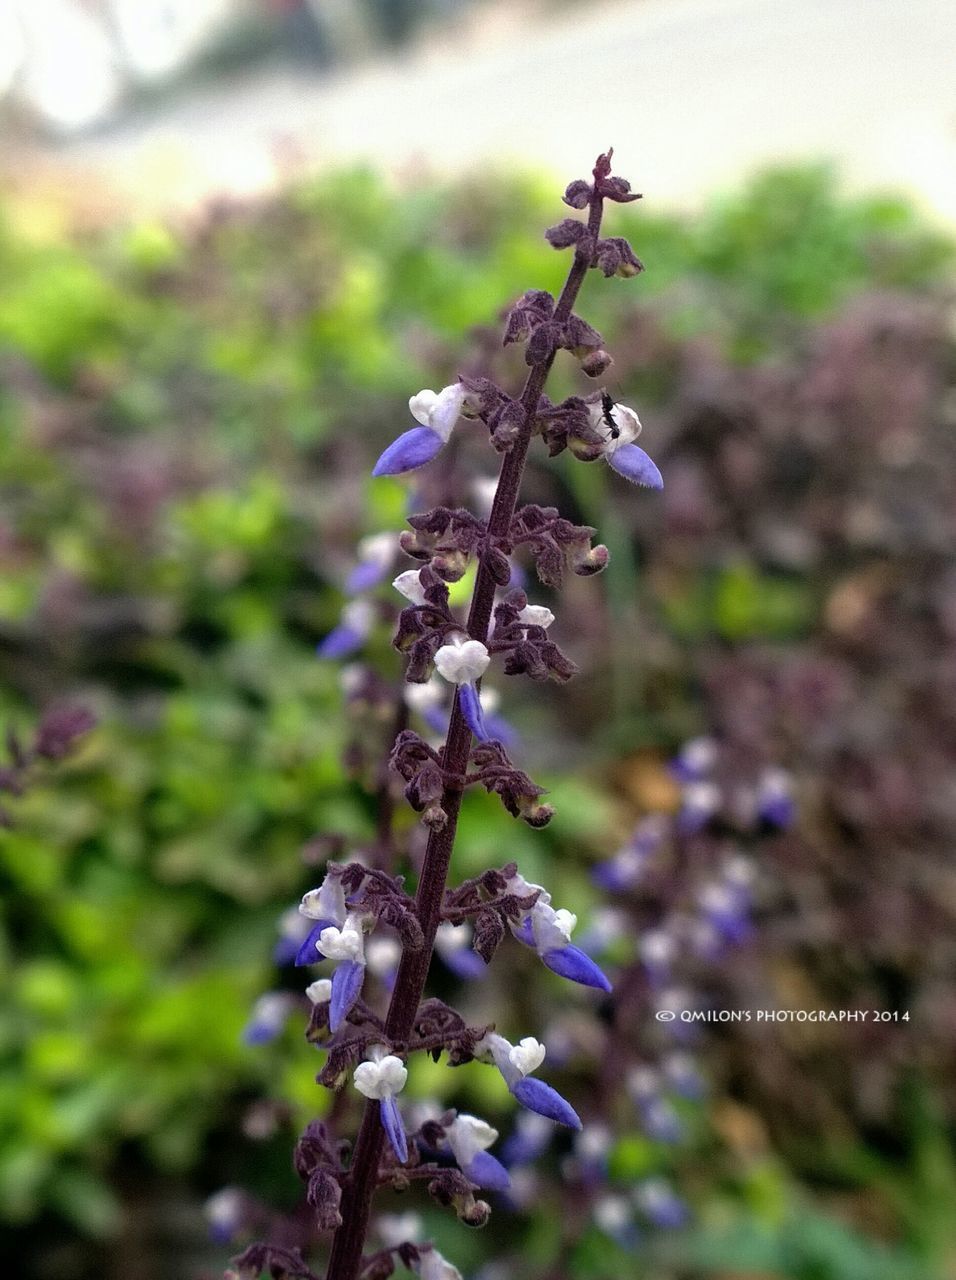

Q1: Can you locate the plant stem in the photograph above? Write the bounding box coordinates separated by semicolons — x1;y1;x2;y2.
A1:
323;189;606;1280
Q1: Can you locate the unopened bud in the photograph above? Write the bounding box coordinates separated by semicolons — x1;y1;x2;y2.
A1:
581;349;613;378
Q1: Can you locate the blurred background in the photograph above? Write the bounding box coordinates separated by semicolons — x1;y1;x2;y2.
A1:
2;2;956;1279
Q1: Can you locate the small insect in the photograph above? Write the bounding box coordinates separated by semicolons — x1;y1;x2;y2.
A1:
600;389;621;439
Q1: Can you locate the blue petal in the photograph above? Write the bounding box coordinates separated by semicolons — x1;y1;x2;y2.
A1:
329;960;365;1032
294;920;333;967
346;559;386;594
512;1077;581;1129
464;1150;511;1191
380;1095;408;1163
482;712;519;748
242;1021;281;1046
316;624;363;660
606;443;663;489
459;682;489;741
541;944;612;992
759;793;795;830
512;916;535;947
442;948;488;981
422;705;450;736
372;426;445;477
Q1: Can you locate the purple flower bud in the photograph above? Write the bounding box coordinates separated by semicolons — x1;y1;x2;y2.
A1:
380;1094;408;1163
605;442;663;489
511;1077;581;1129
329;959;365;1031
756;768;795;829
541;944;612;992
372;426;445;477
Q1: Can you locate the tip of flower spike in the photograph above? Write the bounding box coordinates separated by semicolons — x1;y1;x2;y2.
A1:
512;1076;582;1129
606;443;663;490
541;944;612;993
372;426;444;477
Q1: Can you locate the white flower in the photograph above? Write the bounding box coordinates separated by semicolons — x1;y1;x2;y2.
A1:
319;912;366;963
445;1114;499;1167
356;531;398;567
404;677;445;712
433;634;490;685
353;1048;408;1100
205;1187;243;1231
683;780;721;813
409;383;469;443
518;604;555;629
393;569;427;605
365;934;402;976
416;1247;464;1280
300;871;348;925
678;735;717;775
305;978;332;1004
594;1194;632;1235
640;928;677;968
587;398;642;454
377;1212;423;1248
435;921;471;955
509;1036;546;1076
339;664;366;696
341;599;375;633
529;901;576;951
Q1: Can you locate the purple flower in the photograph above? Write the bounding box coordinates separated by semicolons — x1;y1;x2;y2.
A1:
499;1111;553;1167
506;873;612;992
587;398;663;489
353;1048;409;1164
445;1114;511;1191
756;767;795;829
636;1178;689;1229
204;1187;245;1244
317;599;375;659
345;532;399;594
372;383;469;477
477;1032;581;1129
668;736;717;783
242;992;292;1046
434;922;488;980
676;780;721;835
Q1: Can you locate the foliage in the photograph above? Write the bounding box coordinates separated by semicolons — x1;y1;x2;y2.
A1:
0;164;953;1278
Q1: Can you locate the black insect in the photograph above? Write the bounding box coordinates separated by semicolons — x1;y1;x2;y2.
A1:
600;390;620;439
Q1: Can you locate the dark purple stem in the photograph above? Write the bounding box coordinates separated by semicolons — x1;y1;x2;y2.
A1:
322;182;607;1280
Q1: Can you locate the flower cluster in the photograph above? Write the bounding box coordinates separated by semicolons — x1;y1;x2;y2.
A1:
228;152;663;1280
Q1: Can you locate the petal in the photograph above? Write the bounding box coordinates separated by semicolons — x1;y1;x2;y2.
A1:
380;1095;408;1163
316;625;362;660
409;388;439;425
511;916;536;948
542;945;613;992
442;948;488;980
465;1150;511;1191
372;426;444;477
606;443;663;490
512;1077;581;1129
294;920;333;967
329;960;365;1031
345;559;387;594
459;682;489;741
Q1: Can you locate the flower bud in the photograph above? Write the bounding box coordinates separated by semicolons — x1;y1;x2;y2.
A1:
581;348;613;378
